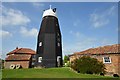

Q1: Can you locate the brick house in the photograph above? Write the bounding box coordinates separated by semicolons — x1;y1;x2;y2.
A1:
69;44;120;76
4;47;36;69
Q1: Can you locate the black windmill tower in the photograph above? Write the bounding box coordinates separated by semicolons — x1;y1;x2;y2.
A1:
35;6;63;68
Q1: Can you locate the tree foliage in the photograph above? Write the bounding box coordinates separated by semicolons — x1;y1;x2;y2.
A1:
71;56;105;74
63;55;69;63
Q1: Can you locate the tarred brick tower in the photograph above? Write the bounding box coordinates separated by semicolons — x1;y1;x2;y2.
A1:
35;6;62;68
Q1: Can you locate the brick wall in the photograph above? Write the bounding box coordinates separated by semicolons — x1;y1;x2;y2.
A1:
4;61;30;69
118;56;120;75
92;54;120;76
69;54;120;76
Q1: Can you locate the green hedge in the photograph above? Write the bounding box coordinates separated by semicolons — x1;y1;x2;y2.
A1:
71;56;105;74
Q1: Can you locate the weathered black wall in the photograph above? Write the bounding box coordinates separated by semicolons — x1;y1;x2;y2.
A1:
35;16;62;68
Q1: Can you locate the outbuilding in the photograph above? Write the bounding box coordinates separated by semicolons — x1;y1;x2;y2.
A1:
69;44;120;76
4;47;36;69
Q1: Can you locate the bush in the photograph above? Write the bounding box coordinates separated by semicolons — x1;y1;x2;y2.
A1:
64;61;70;67
64;55;69;64
63;55;70;67
71;56;105;74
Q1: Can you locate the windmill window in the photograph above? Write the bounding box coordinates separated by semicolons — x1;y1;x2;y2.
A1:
56;23;58;26
57;33;60;36
58;38;60;42
58;43;60;46
38;57;42;63
39;42;42;46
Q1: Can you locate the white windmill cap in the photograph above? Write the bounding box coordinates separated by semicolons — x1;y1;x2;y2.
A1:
42;5;57;18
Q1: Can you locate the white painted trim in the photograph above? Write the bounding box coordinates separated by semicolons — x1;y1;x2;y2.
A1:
57;56;61;62
42;8;57;18
39;42;42;46
38;57;42;62
103;56;112;63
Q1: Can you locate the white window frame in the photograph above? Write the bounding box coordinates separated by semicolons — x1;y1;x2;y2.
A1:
103;57;111;63
39;42;42;47
57;56;61;62
58;43;60;46
38;57;42;63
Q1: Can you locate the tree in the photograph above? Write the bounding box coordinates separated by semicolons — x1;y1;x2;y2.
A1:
71;56;105;74
63;55;70;67
0;58;4;69
63;55;69;63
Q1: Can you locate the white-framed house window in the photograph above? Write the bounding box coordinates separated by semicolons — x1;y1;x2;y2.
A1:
38;57;42;63
39;42;42;46
103;57;111;63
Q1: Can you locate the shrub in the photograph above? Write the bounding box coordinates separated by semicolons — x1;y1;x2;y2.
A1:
71;56;105;74
64;61;70;67
63;55;70;67
64;55;69;63
100;73;104;76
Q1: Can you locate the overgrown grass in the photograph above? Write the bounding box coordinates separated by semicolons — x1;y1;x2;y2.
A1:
2;67;116;78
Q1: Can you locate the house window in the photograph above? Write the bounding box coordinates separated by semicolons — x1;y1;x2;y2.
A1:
39;42;42;46
103;57;111;63
38;57;42;63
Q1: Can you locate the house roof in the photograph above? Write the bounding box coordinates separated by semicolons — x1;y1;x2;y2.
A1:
7;47;36;55
73;44;120;55
5;55;31;61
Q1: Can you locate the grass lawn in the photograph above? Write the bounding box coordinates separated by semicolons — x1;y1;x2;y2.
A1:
2;67;118;79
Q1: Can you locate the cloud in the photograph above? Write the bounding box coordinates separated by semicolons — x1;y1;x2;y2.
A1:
63;38;97;55
65;38;113;54
20;27;38;37
90;13;109;28
69;30;80;37
0;30;12;38
107;6;116;15
64;32;96;55
90;6;116;28
32;2;44;8
64;30;115;55
2;5;30;26
73;19;81;27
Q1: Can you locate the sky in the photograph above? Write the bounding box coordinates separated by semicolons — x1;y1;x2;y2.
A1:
1;2;118;59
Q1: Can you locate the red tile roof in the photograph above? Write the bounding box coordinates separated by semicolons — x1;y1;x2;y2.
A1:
74;44;120;55
6;55;31;61
7;48;36;55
